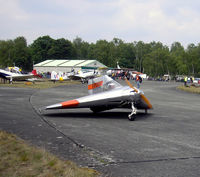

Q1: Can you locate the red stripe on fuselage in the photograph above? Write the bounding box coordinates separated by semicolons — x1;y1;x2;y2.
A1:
61;99;79;108
88;80;103;90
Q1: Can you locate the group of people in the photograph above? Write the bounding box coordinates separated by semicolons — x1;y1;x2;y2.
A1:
184;76;194;86
110;71;143;88
110;71;132;80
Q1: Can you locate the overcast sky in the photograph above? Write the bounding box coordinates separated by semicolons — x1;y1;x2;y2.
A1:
1;0;200;47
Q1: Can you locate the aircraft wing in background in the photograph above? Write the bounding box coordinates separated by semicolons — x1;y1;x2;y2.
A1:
0;68;40;82
69;70;98;83
6;74;36;81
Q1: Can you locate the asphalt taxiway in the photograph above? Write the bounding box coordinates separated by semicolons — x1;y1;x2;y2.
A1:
1;80;200;177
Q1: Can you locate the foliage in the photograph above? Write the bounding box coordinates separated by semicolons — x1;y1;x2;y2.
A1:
48;38;75;59
0;37;32;71
29;35;54;64
177;85;200;94
0;130;99;177
1;36;200;77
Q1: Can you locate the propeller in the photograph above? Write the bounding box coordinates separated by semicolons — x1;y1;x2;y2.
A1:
125;77;138;93
124;77;153;109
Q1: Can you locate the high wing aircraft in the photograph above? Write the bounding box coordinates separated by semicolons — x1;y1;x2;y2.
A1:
0;67;38;83
69;70;98;83
45;75;152;121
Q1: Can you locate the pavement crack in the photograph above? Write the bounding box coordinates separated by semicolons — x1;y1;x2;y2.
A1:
28;89;84;148
89;156;200;167
28;89;117;167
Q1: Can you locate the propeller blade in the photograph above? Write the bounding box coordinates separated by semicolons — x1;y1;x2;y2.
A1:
140;94;153;109
125;77;153;109
124;77;138;93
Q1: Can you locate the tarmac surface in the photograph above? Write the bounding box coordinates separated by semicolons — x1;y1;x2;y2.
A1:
1;80;200;177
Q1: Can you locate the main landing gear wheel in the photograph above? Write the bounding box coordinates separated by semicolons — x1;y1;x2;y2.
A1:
128;115;135;121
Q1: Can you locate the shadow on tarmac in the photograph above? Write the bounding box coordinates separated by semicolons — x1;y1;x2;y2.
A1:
43;111;153;121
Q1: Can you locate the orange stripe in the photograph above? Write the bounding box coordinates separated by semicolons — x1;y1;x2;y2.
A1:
141;94;153;109
61;99;79;108
88;81;103;90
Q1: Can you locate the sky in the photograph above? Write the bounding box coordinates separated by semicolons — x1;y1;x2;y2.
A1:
1;0;200;47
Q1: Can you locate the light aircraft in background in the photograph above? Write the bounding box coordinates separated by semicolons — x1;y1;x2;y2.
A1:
69;70;98;83
0;67;39;83
51;71;70;82
45;75;152;121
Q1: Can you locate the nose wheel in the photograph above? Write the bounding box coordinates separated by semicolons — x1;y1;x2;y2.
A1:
128;102;137;121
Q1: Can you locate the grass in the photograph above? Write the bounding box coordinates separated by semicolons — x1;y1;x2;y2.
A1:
0;79;80;89
0;130;100;177
177;85;200;94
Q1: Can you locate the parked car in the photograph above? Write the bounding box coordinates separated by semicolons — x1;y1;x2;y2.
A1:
193;78;200;84
175;75;184;82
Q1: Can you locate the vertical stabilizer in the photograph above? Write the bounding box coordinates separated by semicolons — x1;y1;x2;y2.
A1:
88;75;122;95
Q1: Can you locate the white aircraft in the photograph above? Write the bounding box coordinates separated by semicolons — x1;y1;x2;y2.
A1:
69;70;98;83
0;67;38;83
45;75;153;121
50;71;74;82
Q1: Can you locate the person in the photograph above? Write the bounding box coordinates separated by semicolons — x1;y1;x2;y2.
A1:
190;77;193;84
184;76;188;86
136;74;141;88
126;71;130;80
111;72;115;80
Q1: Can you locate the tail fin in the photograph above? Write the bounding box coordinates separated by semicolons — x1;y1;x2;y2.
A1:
32;69;37;75
88;75;122;95
51;71;58;80
32;69;42;78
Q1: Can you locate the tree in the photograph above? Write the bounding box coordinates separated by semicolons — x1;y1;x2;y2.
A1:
73;37;90;59
143;42;170;77
170;42;187;75
117;42;135;68
186;44;199;76
0;40;14;67
91;40;111;66
29;36;54;64
134;41;153;72
13;37;32;70
48;38;74;59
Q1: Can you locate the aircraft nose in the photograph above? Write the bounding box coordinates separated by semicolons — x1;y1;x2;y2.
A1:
45;103;62;109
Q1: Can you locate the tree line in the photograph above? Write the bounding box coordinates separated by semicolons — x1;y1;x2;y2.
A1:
0;35;200;77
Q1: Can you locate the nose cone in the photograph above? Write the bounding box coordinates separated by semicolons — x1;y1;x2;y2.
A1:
46;103;62;109
45;99;79;110
61;99;79;108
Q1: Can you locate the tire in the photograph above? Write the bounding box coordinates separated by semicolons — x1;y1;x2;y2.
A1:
128;115;135;121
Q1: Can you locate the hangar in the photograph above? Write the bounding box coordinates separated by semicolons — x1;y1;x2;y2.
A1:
33;59;107;73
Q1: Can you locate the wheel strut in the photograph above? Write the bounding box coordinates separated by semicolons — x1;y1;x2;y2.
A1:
128;102;137;121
